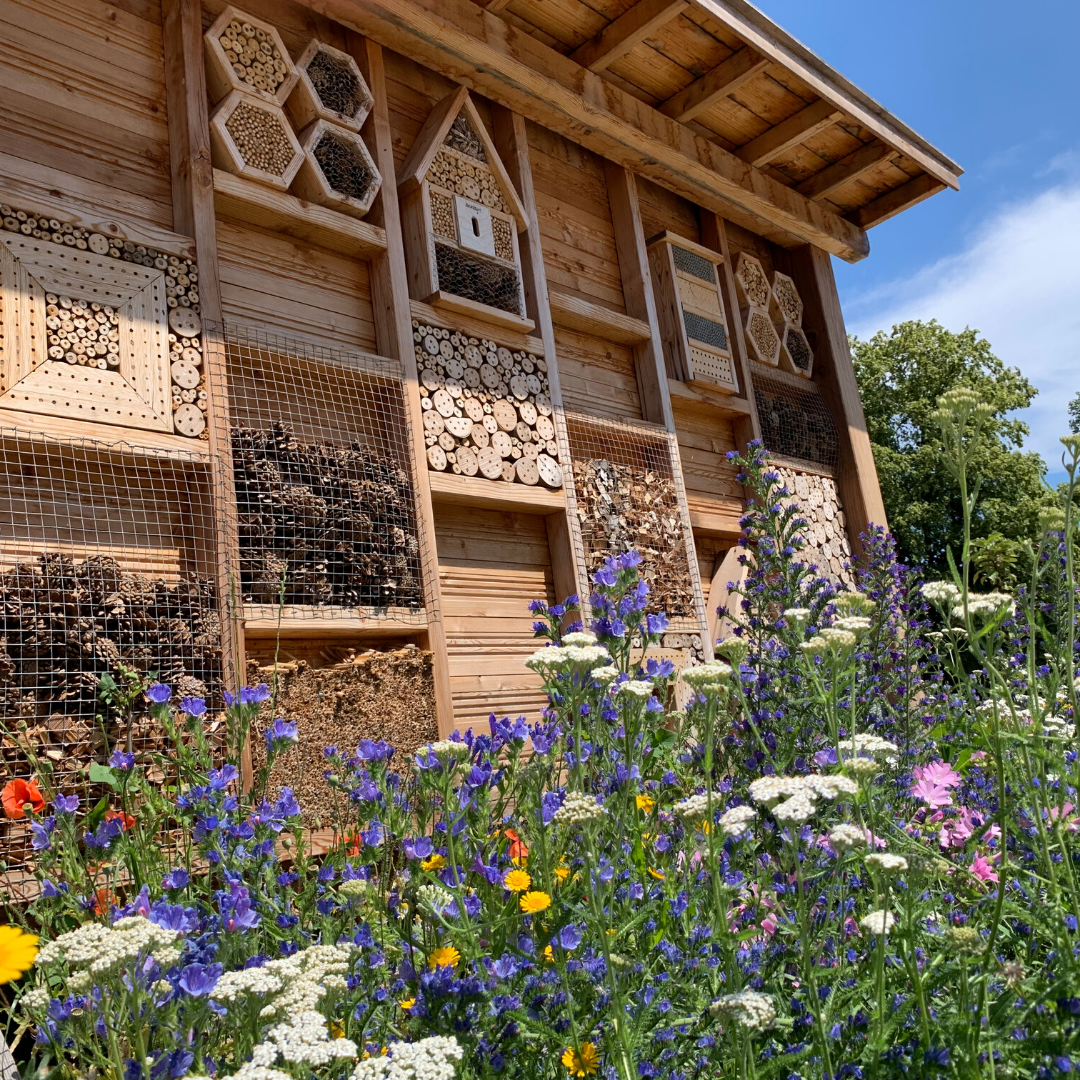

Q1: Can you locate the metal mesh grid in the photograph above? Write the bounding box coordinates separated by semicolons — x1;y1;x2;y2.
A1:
305;47;367;119
434;242;522;316
682;310;728;351
563;412;701;626
0;428;224;870
312;129;378;203
223;323;426;621
753;371;839;468
671;245;715;283
784;325;813;372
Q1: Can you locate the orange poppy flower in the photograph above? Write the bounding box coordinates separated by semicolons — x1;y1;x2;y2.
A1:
505;828;529;864
105;809;136;831
1;779;45;820
342;834;362;856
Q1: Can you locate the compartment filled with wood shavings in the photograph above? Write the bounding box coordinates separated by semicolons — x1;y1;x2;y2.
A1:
0;429;225;873
247;646;436;826
564;412;698;623
225;323;426;621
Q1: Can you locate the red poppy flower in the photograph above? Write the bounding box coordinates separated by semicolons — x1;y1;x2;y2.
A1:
505;828;529;863
1;778;45;820
342;833;362;856
105;809;136;831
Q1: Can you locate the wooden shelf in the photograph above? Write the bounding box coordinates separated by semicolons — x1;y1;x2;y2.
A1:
688;503;744;537
667;377;754;417
212;169;388;258
428;469;565;514
424;290;536;334
410;299;545;354
547;288;651;344
242;605;427;637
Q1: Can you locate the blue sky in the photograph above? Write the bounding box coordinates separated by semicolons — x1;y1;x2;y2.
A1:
758;0;1080;482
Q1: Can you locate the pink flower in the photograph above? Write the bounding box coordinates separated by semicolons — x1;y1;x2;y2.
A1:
969;751;988;763
761;913;778;937
866;829;887;850
970;853;999;884
913;760;962;789
910;778;953;808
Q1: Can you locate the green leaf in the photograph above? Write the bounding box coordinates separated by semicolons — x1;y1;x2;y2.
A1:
88;763;121;790
85;795;111;829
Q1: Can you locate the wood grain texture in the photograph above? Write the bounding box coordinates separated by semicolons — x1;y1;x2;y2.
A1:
796;140;894;201
736;99;842;167
658;46;767;123
570;0;689;73
848;173;945;229
547;289;651;344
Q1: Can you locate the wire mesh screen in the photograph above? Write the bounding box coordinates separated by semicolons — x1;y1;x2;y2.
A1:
0;428;224;872
434;242;522;316
223;323;426;622
564;412;700;627
753;371;840;469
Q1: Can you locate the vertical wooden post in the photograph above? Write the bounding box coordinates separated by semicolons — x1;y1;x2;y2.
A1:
603;162;674;432
352;35;456;737
161;0;246;695
787;243;888;549
490;106;587;608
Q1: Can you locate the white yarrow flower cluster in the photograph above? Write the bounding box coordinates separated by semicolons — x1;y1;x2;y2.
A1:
921;581;961;606
615;679;656;699
417;884;453;917
840;733;898;769
783;607;811;625
771;793;816;823
749;773;857;824
552;792;607;826
339;878;370;898
865;853;908;874
525;643;611;672
674;793;711;821
708;990;776;1031
37;917;179;975
833;616;872;635
591;665;620;685
802;774;859;800
951;592;1015;621
859;910;896;935
561;631;598;646
19;986;51;1013
250;1010;357;1067
802;628;858;655
718;804;757;837
425;739;470;763
829;824;867;851
747;776;806;805
681;662;733;689
351;1036;463;1080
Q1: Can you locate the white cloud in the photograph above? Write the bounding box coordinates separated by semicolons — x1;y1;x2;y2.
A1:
843;177;1080;480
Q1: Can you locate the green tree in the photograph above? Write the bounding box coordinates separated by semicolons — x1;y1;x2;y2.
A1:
851;319;1052;574
1068;389;1080;434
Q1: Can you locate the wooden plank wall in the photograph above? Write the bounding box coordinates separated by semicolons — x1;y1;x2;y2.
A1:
436;505;555;735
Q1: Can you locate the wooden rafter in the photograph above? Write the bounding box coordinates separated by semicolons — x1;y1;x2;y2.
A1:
570;0;689;73
796;140;895;202
658;46;768;123
302;0;871;260
847;173;945;229
736;98;843;167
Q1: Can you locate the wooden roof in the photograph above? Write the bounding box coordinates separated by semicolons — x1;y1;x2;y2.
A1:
320;0;962;263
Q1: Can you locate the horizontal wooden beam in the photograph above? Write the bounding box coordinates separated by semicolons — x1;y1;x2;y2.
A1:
736;98;843;167
307;0;871;260
547;289;652;344
847;172;946;229
796;140;894;202
658;46;768;123
212;169;388;257
570;0;689;73
667;376;753;417
428;469;567;514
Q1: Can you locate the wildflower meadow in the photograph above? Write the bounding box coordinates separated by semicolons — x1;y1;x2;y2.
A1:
4;387;1080;1080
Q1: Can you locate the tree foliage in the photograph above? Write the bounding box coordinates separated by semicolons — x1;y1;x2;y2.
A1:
851;319;1052;574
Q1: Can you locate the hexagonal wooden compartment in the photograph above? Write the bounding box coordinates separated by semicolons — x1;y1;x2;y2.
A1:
209;90;304;191
745;307;781;366
779;323;814;378
286;40;373;133
770;271;804;328
732;251;772;311
204;4;298;106
291;120;382;218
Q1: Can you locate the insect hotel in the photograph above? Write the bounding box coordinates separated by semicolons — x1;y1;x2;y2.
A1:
0;0;960;848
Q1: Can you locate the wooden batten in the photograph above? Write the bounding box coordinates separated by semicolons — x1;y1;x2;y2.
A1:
546;290;651;346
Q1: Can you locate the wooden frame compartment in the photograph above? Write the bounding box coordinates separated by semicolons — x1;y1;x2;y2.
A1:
209;90;304;191
770;271;804;327
779;323;814;379
203;5;299;107
287;40;374;133
291;120;382;219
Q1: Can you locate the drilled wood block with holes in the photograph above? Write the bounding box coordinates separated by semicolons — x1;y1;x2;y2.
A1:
291;120;382;219
209;91;304;191
204;4;298;106
287;40;374;133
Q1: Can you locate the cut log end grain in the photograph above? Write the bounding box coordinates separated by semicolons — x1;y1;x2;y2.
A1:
247;647;437;826
572;457;695;619
774;466;854;586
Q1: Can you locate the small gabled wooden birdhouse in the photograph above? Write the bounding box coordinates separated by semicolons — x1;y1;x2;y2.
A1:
398;88;532;332
646;232;737;393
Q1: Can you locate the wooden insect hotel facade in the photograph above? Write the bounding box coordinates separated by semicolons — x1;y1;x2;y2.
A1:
0;0;961;840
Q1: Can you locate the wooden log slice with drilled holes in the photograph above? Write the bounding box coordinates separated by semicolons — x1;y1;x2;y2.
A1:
500;461;516;483
509;375;528;400
515;457;539;485
546;439;559;457
535;414;555;441
438;432;456;452
522;441;539;460
492;399;517;431
169;308;203;336
463;368;480;388
423;411;445;436
427;445;447;470
470;426;489;449
525;374;543;395
518;400;537;426
478;446;503;479
492;431;513;458
536;454;563;488
456;445;478;476
432;389;455;418
464;345;482;366
421;369;443;390
423;334;440;355
482;415;498;434
535;394;552;416
173;403;206;436
182;347;202;365
171;360;202;389
480;364;500;389
444;358;465;380
463;397;485;422
446;416;473;439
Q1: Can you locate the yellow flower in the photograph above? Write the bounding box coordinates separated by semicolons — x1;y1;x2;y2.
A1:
330;1022;345;1038
503;869;532;892
562;1042;600;1076
399;998;416;1011
427;946;460;970
647;868;665;881
554;864;570;883
519;890;552;914
636;794;655;813
421;854;447;872
0;925;38;984
543;944;555;963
